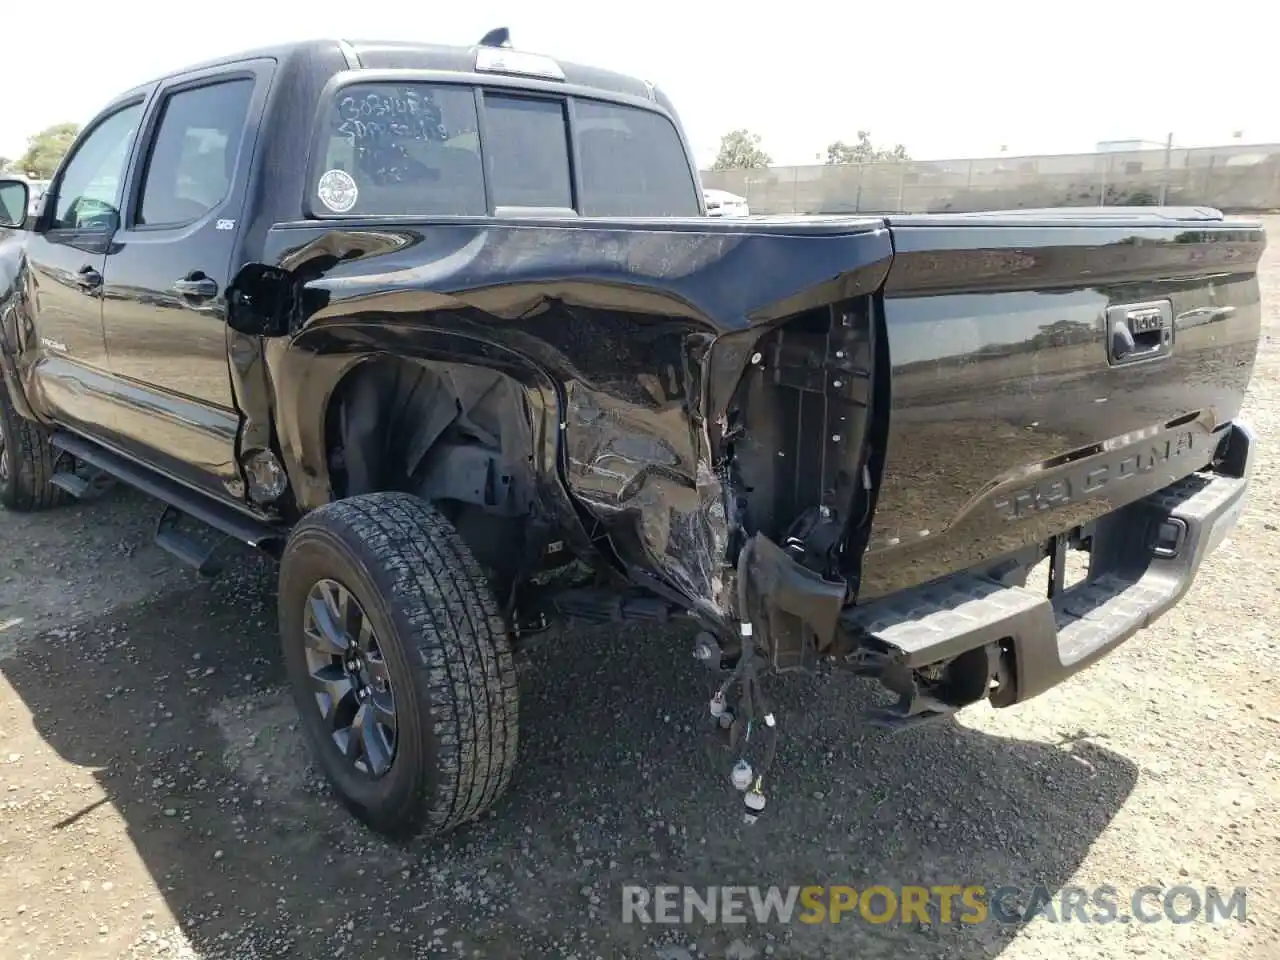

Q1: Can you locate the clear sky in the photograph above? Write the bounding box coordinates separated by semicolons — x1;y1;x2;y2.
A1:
3;0;1274;169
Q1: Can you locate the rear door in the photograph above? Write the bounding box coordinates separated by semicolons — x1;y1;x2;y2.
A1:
99;60;272;495
859;212;1264;600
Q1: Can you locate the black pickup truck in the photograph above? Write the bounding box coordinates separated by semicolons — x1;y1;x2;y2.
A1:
0;32;1262;839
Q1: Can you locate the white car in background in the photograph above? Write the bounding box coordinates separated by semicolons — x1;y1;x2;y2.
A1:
703;188;749;217
26;179;50;216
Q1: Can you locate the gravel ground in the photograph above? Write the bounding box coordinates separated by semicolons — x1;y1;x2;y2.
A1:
2;220;1279;960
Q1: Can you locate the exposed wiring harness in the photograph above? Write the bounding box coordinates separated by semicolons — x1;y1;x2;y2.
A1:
707;537;778;822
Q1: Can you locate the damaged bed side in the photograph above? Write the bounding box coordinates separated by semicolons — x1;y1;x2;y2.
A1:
236;218;897;658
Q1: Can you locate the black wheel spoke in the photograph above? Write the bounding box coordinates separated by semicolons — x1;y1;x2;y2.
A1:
365;652;396;732
353;702;392;776
341;708;366;762
356;615;376;653
340;587;368;651
369;688;397;733
304;588;350;657
311;664;354;728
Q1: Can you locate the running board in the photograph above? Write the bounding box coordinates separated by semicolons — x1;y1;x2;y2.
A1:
50;431;284;564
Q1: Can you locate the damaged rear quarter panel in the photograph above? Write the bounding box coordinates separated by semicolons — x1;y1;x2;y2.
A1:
255;217;893;615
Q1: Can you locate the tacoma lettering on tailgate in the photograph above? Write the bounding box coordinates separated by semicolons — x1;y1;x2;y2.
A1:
993;430;1197;522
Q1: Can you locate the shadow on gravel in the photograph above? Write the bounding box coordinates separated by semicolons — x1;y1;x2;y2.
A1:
2;553;1139;960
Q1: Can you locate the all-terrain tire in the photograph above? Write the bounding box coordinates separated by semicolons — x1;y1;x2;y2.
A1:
278;492;519;840
0;379;69;511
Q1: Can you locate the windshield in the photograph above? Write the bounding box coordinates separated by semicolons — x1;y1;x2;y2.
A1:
311;82;700;218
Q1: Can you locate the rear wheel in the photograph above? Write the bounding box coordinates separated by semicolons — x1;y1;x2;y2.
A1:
278;492;519;839
0;381;69;512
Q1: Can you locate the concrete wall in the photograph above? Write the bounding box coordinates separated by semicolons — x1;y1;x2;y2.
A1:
701;143;1280;215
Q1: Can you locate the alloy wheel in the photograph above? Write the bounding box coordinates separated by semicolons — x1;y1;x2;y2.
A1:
302;578;398;777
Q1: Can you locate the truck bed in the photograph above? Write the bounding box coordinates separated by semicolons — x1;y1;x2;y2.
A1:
262;206;1263;629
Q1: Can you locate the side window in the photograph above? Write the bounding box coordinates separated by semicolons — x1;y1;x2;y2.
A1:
575;101;701;217
483;95;572;210
51;103;143;231
137;78;254;227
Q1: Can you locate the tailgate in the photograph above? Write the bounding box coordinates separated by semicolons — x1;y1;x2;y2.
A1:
858;210;1264;600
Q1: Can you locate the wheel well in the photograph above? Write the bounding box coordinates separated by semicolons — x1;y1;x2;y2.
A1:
324;356;540;586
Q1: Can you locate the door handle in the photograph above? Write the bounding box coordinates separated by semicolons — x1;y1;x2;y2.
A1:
74;266;102;290
1105;301;1174;366
173;276;218;299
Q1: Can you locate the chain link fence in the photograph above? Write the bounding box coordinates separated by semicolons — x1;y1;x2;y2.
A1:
701;143;1280;215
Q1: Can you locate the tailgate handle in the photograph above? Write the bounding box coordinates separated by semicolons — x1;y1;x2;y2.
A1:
1106;301;1173;365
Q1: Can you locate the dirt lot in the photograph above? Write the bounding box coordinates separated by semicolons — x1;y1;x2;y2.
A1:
2;220;1279;960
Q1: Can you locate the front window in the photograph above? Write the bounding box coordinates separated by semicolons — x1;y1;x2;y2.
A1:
311;81;699;218
51;103;143;231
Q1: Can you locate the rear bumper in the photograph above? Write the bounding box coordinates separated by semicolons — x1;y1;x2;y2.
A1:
841;420;1255;706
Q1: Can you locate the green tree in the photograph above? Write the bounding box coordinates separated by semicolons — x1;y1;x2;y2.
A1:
825;131;910;164
711;129;772;171
17;123;81;179
0;157;11;173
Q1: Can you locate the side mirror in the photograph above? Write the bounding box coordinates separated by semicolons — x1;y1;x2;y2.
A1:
0;178;30;228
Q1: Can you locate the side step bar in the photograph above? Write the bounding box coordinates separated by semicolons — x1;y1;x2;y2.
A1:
51;431;284;572
155;505;227;576
50;468;116;501
842;422;1254;716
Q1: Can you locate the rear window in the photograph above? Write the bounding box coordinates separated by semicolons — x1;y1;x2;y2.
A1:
311;82;699;218
483;95;573;210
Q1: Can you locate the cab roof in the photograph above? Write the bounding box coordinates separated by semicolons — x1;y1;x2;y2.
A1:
132;37;659;105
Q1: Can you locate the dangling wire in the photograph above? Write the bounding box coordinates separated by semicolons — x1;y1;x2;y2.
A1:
720;536;776;819
753;680;778;780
